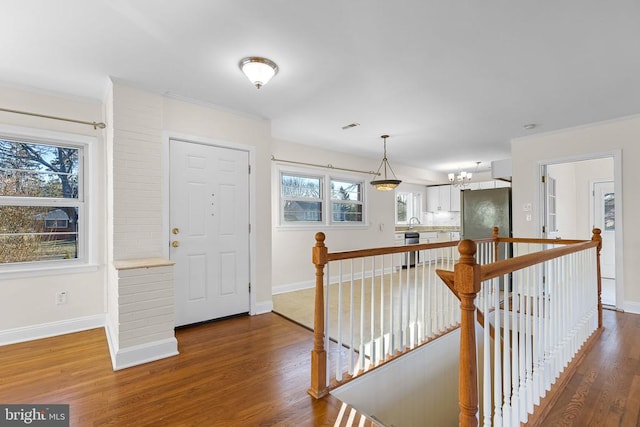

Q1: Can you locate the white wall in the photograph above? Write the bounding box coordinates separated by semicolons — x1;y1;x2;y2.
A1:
163;96;273;308
548;158;613;240
0;85;106;339
511;114;638;311
332;330;461;427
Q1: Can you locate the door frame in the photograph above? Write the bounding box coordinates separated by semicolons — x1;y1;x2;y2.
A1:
537;149;624;310
162;131;257;316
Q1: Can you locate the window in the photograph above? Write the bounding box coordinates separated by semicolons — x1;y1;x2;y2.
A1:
396;191;422;224
279;168;366;227
330;179;363;222
0;136;84;265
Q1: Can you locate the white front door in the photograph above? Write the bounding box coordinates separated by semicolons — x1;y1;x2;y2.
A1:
593;181;615;279
170;139;250;327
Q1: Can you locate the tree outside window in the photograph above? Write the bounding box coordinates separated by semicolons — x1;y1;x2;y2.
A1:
0;138;82;263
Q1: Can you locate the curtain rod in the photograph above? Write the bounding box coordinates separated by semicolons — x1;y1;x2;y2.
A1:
271;155;379;176
0;107;106;130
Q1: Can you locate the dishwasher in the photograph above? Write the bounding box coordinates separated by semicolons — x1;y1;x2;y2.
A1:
402;232;420;268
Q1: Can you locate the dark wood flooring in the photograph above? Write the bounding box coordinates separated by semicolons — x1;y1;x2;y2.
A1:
0;309;637;426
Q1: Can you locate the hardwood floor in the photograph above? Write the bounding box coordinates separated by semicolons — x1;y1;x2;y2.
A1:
0;314;346;426
539;309;640;426
1;309;637;426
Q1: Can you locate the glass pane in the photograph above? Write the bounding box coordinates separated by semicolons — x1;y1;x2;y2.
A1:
396;194;407;222
0;139;79;198
0;205;79;263
604;192;615;231
332;202;363;222
281;174;321;199
283;200;322;222
330;180;362;201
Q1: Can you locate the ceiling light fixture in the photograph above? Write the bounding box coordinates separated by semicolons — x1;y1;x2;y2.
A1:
523;123;537;130
448;162;480;188
370;134;402;191
239;56;279;89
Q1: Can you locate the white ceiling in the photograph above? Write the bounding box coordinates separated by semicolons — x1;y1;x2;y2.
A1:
1;1;639;173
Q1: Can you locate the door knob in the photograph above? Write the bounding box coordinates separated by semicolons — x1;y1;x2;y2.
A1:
172;241;180;248
172;227;180;235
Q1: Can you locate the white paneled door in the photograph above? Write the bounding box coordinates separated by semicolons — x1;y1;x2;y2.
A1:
170;139;250;327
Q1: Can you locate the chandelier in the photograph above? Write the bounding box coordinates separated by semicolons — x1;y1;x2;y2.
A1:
370;135;402;191
448;162;480;188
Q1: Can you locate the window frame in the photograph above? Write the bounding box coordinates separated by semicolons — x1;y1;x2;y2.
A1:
396;191;422;225
0;124;97;277
277;165;368;229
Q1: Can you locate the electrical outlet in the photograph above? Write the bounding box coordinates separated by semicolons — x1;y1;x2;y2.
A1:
56;291;67;305
526;214;532;222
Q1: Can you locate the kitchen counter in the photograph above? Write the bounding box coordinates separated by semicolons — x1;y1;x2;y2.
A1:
394;225;460;232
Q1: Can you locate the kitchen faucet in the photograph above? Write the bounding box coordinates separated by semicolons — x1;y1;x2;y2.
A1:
408;217;421;229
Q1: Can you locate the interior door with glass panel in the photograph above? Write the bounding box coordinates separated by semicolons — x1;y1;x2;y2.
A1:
593;181;615;279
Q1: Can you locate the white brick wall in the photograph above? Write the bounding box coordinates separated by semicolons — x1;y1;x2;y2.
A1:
114;263;176;361
111;85;164;260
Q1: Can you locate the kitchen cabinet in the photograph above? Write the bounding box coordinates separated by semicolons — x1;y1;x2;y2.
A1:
426;185;452;212
419;231;438;244
450;185;461;211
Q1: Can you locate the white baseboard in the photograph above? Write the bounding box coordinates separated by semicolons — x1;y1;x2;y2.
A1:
0;314;105;346
272;280;314;295
272;267;398;296
252;300;274;315
105;319;178;370
623;300;640;315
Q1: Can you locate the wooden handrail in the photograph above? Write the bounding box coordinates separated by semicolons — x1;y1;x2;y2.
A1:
325;240;458;262
480;240;598;282
496;236;587;245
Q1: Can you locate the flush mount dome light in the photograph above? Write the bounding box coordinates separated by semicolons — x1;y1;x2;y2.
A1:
370;134;402;191
239;56;279;89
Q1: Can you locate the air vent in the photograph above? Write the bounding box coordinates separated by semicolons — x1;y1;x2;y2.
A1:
341;123;360;130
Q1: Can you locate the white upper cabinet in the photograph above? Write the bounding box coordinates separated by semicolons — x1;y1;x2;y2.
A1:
450;185;461;211
427;185;455;212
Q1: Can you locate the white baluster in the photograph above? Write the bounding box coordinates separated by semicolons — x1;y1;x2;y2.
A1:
502;273;512;425
493;277;503;427
325;263;331;385
348;259;354;376
482;279;491;427
359;258;365;373
370;256;376;365
336;261;343;381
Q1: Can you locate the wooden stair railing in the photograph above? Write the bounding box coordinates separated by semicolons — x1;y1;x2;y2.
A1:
435;229;603;427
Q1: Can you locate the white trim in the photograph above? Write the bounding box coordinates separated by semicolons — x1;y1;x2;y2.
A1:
272;280;315;295
0;123;98;277
252;300;274;315
537;149;624;310
111;337;179;371
623;301;640;315
105;315;179;371
162;131;258;319
0;314;105;346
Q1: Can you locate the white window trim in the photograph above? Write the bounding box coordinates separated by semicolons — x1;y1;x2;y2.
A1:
0;124;98;278
277;165;368;230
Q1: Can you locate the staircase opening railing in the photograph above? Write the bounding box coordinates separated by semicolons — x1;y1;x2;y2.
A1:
308;228;603;427
437;229;602;427
308;230;500;399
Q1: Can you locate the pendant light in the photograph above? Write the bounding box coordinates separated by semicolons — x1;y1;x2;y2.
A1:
370;134;402;191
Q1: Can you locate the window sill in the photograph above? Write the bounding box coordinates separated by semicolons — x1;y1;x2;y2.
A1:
0;262;100;280
275;224;370;231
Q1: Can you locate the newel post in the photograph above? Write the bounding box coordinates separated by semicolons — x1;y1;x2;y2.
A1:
455;240;481;427
592;228;603;329
308;232;328;399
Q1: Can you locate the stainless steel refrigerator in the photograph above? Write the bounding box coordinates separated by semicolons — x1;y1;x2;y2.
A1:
461;187;512;289
461;187;512;240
